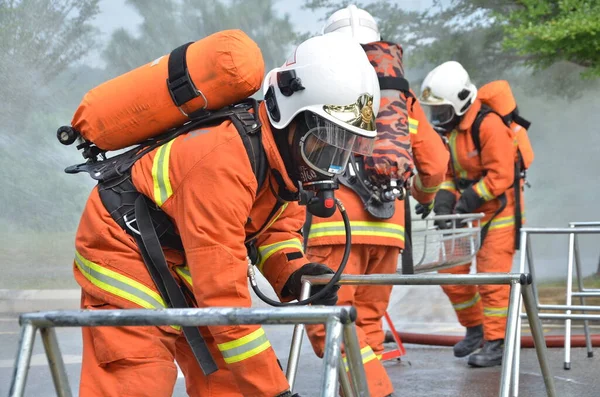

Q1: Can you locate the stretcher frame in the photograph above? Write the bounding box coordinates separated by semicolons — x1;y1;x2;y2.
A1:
511;226;600;397
287;273;557;397
410;213;484;274
8;306;369;397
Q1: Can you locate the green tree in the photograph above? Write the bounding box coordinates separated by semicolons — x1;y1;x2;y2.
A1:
500;0;600;78
104;0;299;76
304;0;599;96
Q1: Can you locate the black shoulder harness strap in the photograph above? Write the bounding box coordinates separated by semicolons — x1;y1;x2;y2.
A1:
469;106;523;249
95;101;267;374
470;105;498;155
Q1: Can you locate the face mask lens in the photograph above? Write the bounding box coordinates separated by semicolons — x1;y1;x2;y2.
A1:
301;131;352;176
423;104;455;126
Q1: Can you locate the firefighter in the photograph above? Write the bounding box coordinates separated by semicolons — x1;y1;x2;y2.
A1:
73;33;380;396
419;60;522;367
303;5;449;396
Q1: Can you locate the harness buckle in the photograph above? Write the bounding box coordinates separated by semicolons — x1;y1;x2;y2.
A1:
123;213;141;236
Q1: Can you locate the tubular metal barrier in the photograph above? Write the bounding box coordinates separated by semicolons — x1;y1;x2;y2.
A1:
409;213;484;273
287;273;556;397
512;226;600;397
8;307;366;397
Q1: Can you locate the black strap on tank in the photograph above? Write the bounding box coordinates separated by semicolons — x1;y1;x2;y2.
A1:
378;76;415;112
167;42;199;107
378;76;410;93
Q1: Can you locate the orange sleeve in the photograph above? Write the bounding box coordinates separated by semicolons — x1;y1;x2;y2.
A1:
254;201;309;301
408;96;449;204
472;114;516;201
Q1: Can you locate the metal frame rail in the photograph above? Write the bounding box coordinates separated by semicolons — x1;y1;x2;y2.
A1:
287;273;556;397
8;307;368;397
512;226;600;396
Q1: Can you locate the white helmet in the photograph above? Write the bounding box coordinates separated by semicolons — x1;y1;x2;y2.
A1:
263;33;380;180
419;61;477;128
321;4;381;44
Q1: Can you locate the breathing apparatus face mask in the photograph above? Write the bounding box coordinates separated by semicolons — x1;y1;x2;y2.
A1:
285;111;374;217
294;112;373;183
423;104;461;134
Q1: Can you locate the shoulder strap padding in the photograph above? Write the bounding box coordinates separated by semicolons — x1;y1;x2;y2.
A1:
228;106;268;194
470;105;502;155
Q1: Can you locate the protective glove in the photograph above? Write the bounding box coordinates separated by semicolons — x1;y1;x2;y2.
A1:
433;189;456;230
415;201;434;219
455;186;485;215
453;187;486;228
283;263;340;306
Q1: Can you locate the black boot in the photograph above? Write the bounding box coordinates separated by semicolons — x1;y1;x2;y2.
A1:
468;339;504;367
453;325;483;358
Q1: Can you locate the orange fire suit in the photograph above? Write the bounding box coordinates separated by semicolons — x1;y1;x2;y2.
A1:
305;94;448;397
74;103;308;397
437;99;523;341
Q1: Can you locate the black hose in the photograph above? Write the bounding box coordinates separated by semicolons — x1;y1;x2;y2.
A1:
249;198;351;306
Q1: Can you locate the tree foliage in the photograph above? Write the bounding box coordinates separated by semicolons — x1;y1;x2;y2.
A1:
499;0;600;78
304;0;599;95
104;0;299;76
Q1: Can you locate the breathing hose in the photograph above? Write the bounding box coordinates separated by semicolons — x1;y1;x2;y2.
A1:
248;198;351;306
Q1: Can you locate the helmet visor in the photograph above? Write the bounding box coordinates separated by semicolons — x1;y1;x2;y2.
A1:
301;112;374;176
422;104;456;126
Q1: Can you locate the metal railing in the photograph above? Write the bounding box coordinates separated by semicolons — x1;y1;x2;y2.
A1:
287;273;556;397
512;226;600;397
9;307;367;397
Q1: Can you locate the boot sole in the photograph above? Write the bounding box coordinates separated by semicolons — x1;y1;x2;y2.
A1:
467;357;503;367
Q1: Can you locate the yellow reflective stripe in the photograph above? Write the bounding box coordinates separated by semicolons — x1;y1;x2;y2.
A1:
440;180;457;193
488;216;514;230
474;180;494;201
308;221;404;241
175;266;192;287
453;293;481;311
257;238;303;272
75;251;166;309
344;346;378;371
152;140;175;206
484;307;508;317
408;117;419;134
376;354;382;360
415;174;440;194
217;328;271;364
449;130;468;179
75;251;179;331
